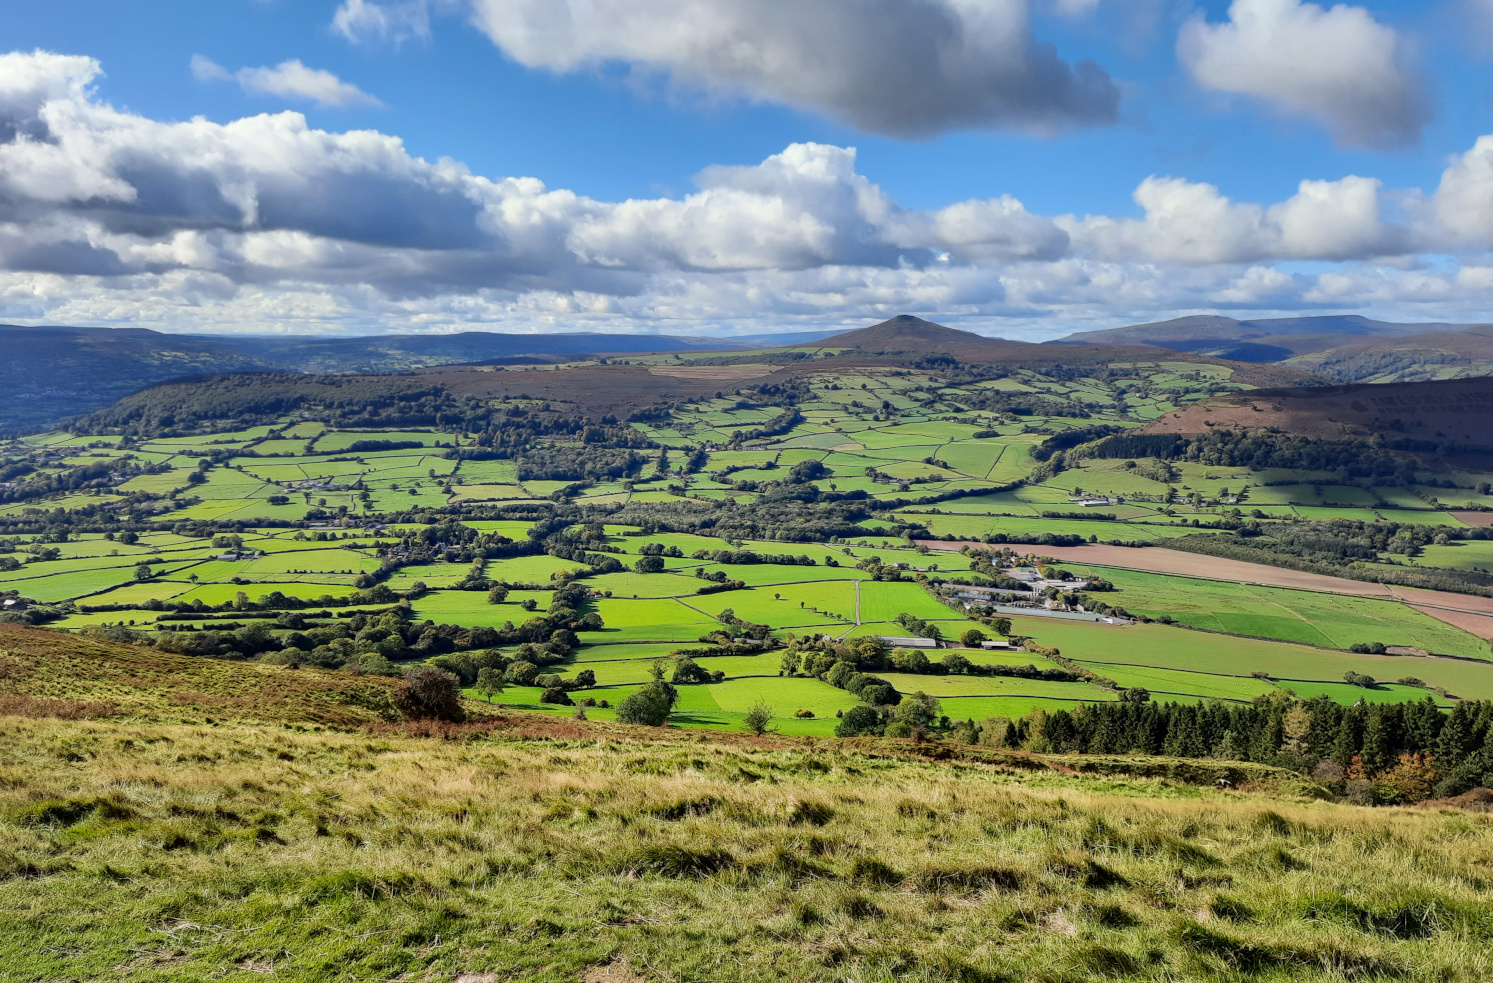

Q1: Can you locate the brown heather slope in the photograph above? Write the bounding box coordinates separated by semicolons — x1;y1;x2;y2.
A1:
419;362;800;416
0;624;401;726
1142;377;1493;449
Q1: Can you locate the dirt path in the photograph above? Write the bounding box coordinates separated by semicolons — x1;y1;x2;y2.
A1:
836;581;864;641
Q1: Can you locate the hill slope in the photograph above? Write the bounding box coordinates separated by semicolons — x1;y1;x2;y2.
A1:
0;623;400;726
1285;326;1493;382
813;314;1004;353
0;325;834;432
1063;314;1477;350
1144;376;1493;449
7;628;1489;983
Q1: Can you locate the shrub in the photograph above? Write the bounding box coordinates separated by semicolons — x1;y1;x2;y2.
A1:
616;681;677;726
505;661;539;686
540;686;573;706
743;700;775;736
835;705;883;737
892;691;941;728
395;667;465;722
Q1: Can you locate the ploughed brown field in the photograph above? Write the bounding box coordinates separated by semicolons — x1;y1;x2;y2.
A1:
1407;605;1493;639
917;540;1397;596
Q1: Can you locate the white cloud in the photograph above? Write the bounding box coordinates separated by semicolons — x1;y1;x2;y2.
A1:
189;55;231;83
332;0;441;45
1178;0;1430;149
1430;135;1493;248
459;0;1121;138
10;49;1493;336
193;56;382;108
1063;173;1400;263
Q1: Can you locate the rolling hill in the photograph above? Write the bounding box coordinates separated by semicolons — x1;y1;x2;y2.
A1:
1062;314;1477;350
1144;376;1493;450
1284;326;1493;382
0;324;836;432
1059;314;1493;380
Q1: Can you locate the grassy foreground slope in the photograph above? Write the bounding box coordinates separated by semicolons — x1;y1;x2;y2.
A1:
4;634;1493;982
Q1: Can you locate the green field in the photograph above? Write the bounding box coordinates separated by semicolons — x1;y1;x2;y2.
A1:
1;351;1491;740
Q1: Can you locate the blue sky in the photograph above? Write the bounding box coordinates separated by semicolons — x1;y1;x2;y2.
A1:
4;0;1493;337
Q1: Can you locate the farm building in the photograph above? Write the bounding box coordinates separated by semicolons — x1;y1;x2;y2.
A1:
878;635;939;649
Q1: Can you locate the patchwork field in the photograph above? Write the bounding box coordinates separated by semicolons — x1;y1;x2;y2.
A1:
2;347;1493;748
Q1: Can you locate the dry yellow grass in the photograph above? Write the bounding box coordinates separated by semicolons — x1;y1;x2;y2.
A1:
3;711;1493;981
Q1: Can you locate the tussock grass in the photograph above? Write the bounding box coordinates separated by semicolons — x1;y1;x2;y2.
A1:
3;713;1493;981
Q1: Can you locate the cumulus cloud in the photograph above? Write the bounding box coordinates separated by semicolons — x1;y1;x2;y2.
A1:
1065;173;1403;263
7;49;1493;335
192;56;383;107
361;0;1118;137
1178;0;1430;149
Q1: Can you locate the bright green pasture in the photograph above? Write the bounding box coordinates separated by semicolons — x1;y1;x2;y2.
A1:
586;572;700;598
168;582;361;606
878;673;1112;702
693;564;865;586
708;676;863;716
380;570;471;590
458;520;535;539
483;554;592;583
688;583;858;629
1085;567;1488;658
76;581;195;607
856;580;959;622
935;695;1112;720
238;550;381;578
0;563;200;602
1278;680;1446;706
566;642;687;663
1415;541;1493;571
1084;663;1278;703
316;430;441;451
909;513;1192;542
412;591;541;627
1035;617;1493;702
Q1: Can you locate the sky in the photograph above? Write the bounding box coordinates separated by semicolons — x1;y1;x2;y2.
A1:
5;0;1493;339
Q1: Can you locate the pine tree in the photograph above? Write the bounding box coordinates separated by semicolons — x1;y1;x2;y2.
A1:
1361;710;1392;776
1437;703;1477;769
1281;704;1311;756
1212;730;1241;761
1332;704;1366;769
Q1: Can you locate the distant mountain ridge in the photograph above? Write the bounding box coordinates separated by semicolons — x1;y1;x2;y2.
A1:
1059;314;1493;382
1062;314;1482;349
0;323;839;431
